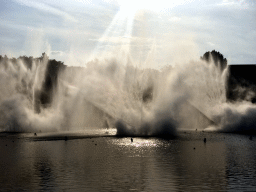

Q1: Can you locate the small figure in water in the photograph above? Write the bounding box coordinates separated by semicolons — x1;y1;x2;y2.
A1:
204;138;206;143
131;138;133;142
34;133;37;136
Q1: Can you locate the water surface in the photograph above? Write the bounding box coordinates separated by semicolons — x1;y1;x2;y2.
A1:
0;130;255;191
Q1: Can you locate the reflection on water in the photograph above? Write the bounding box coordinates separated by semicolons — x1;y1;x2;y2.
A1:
0;131;255;191
225;135;256;191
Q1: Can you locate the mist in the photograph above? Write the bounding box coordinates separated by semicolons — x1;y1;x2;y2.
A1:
0;50;255;136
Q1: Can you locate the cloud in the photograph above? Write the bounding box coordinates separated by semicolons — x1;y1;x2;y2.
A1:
71;0;92;5
14;0;77;22
2;0;255;65
207;42;215;46
51;51;64;56
169;16;181;22
218;0;255;8
90;36;138;44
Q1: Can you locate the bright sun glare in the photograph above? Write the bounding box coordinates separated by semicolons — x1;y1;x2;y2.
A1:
92;0;189;60
117;0;187;13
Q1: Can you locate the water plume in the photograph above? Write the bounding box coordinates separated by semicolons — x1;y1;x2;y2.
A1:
0;54;64;132
0;94;63;132
206;101;256;134
65;56;219;136
0;50;255;136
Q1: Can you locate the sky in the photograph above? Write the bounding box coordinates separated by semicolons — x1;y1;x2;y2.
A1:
0;0;255;68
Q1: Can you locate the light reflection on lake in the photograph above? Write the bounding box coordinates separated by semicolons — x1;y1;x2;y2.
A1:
0;130;255;191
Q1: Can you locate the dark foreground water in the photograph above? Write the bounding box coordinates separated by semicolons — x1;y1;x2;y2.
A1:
0;129;255;191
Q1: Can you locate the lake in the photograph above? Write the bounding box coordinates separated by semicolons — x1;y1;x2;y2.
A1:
0;129;255;191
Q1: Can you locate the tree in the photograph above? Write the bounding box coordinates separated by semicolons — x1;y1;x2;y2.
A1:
201;50;227;72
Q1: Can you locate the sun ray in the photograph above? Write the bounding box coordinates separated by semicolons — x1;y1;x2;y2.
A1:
90;0;190;62
90;3;137;60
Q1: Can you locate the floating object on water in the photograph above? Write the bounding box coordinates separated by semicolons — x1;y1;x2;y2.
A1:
34;133;37;136
193;147;195;150
204;138;206;143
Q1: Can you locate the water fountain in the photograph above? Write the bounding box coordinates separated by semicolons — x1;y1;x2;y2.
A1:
0;51;255;135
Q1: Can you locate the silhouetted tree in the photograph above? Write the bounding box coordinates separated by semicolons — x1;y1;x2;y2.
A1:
201;50;227;72
0;53;67;112
19;56;34;69
39;59;66;107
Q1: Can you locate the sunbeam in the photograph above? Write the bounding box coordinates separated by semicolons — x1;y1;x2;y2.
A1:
90;0;193;62
116;0;189;13
91;8;136;60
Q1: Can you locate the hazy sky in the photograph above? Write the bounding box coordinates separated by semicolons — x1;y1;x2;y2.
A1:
0;0;255;67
